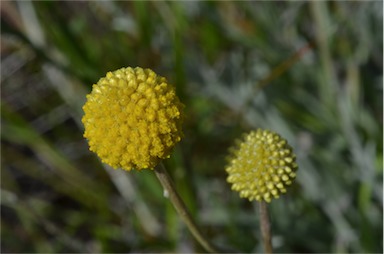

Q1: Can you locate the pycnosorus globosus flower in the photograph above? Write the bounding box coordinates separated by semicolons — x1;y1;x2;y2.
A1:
226;129;298;203
82;67;184;170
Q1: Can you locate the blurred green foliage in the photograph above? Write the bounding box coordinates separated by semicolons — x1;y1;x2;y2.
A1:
1;1;382;253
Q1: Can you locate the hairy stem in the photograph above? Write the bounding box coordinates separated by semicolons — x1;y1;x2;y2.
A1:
154;163;218;253
259;201;273;253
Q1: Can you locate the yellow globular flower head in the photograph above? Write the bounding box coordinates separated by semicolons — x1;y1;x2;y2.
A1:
225;129;298;203
82;67;184;170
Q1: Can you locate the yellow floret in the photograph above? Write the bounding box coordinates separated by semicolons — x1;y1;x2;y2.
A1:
82;67;184;170
225;129;298;203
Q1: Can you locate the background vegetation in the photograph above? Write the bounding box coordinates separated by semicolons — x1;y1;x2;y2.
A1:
1;1;382;253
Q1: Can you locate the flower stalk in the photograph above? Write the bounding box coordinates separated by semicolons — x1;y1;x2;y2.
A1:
154;163;218;253
259;201;273;253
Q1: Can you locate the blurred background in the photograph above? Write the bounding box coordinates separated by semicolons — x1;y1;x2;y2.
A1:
1;1;383;253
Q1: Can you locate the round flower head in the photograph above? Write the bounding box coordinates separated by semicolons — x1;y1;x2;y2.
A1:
226;129;298;203
82;67;184;170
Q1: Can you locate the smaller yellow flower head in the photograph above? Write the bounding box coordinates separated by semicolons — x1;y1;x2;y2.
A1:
82;67;184;170
226;129;298;203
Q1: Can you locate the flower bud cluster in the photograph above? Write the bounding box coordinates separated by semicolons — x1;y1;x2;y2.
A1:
226;129;298;202
82;67;183;170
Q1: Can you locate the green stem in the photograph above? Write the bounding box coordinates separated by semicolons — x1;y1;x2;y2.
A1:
154;163;219;253
259;201;273;253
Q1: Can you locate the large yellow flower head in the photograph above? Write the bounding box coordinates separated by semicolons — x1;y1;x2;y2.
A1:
82;67;184;170
226;129;298;203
